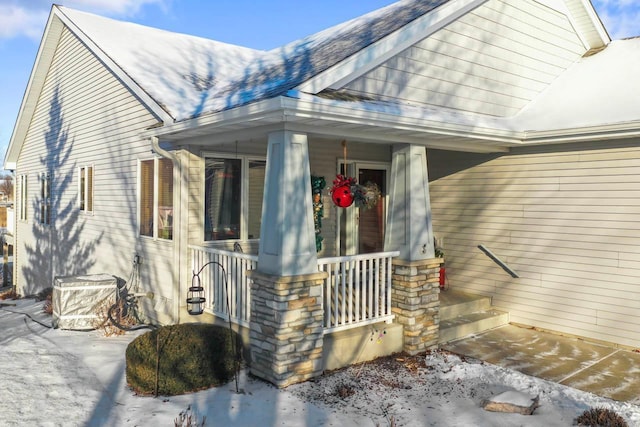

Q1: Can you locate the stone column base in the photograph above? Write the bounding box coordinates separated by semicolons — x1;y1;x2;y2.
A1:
391;258;444;355
248;270;327;388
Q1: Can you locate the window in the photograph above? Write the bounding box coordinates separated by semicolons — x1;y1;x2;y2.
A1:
19;174;27;221
204;156;265;241
79;166;93;212
39;172;51;225
140;158;173;240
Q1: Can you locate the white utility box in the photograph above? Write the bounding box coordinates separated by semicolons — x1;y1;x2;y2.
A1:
52;274;118;330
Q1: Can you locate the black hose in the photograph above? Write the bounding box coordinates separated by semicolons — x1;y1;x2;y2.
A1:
0;306;53;329
107;259;157;332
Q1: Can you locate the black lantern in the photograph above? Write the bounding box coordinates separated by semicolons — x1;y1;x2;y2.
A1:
186;275;206;315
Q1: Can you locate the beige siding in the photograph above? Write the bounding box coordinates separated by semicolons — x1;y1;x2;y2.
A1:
342;0;584;117
429;140;640;347
13;27;178;322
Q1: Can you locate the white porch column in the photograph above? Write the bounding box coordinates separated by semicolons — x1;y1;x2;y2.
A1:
384;144;435;261
258;130;317;275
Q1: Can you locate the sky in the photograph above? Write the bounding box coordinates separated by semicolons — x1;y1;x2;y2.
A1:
0;0;638;171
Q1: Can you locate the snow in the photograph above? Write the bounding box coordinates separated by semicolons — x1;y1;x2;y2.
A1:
513;37;640;132
2;298;640;426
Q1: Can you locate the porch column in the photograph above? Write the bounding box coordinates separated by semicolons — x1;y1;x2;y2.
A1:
385;144;442;354
251;130;326;387
384;144;434;260
258;130;317;276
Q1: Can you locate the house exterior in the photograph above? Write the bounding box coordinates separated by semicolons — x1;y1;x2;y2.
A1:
5;0;640;386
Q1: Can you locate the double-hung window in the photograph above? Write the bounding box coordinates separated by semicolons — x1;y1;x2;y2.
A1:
79;166;93;213
39;172;51;225
140;158;173;240
19;174;28;221
204;156;265;241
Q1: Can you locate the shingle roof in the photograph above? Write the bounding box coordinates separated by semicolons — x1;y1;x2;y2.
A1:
58;0;449;122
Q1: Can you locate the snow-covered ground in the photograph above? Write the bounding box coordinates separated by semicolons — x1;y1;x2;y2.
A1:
1;298;639;426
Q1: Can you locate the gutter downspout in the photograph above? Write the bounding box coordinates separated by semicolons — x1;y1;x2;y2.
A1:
150;137;182;325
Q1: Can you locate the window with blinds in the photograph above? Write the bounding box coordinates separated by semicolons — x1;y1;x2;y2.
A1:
139;158;173;240
79;166;93;212
157;158;173;240
140;160;155;237
39;172;51;225
204;156;265;241
205;158;241;241
19;174;27;221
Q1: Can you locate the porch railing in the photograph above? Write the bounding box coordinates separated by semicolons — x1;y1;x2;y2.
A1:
318;251;398;333
189;245;398;333
189;245;257;327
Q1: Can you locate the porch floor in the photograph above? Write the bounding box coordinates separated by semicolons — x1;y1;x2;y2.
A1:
440;290;640;403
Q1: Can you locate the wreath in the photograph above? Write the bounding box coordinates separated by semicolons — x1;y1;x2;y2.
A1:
311;176;326;252
330;174;380;209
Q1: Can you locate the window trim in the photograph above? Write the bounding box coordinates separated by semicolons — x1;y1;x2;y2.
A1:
202;151;266;242
78;165;94;214
138;157;174;241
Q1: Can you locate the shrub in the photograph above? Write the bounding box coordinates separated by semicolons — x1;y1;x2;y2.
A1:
574;407;628;427
126;323;239;396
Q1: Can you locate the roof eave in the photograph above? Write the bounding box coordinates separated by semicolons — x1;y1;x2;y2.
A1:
3;7;63;170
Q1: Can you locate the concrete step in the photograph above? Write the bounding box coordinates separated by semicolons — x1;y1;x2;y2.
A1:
438;309;510;344
439;290;491;321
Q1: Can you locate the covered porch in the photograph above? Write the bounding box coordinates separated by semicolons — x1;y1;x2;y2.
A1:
170;125;447;387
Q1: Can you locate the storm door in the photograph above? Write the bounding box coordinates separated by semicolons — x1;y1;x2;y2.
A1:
338;162;388;255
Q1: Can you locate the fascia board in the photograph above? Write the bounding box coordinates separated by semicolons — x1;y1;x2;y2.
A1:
580;0;611;45
295;0;489;94
54;7;174;125
4;9;63;169
522;122;640;144
148;97;286;139
279;95;524;144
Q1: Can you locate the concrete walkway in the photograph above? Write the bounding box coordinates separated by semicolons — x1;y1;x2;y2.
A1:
442;324;640;403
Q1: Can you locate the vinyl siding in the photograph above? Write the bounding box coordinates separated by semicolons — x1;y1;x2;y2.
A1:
13;27;178;322
429;141;640;348
342;0;584;117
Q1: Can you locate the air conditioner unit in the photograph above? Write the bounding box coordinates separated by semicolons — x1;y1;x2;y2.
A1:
52;274;117;330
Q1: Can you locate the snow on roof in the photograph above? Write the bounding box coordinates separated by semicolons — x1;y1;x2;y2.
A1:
57;0;448;122
512;37;640;133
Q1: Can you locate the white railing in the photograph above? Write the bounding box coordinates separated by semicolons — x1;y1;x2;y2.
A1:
318;251;399;333
189;245;258;327
189;245;398;333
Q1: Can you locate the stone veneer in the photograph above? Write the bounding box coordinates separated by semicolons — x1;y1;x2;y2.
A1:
247;270;327;388
391;258;444;355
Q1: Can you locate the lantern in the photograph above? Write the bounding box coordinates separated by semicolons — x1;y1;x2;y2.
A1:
186;285;205;315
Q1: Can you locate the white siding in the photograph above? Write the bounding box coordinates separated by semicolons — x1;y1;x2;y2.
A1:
14;27;178;322
429;140;640;348
342;0;584;117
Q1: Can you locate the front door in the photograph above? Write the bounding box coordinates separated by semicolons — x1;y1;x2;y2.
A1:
339;162;388;255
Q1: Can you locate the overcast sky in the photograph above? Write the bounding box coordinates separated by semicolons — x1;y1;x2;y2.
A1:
0;0;637;169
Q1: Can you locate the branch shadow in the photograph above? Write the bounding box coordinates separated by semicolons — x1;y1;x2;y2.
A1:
21;86;102;295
